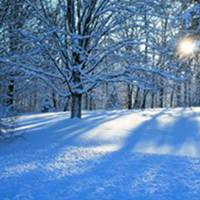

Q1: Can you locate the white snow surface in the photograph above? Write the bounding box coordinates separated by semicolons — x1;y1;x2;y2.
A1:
1;108;200;199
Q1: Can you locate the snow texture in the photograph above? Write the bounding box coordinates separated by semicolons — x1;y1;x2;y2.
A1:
1;108;200;199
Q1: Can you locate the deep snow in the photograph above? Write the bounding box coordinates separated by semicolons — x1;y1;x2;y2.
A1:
1;108;200;199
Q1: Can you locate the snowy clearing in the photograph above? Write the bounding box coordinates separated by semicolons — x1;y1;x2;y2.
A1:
1;108;200;199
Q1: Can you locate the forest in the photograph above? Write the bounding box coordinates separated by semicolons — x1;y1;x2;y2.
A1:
0;0;200;118
1;1;200;199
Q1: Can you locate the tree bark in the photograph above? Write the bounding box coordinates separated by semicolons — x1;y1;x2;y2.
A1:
71;93;82;118
127;84;133;110
151;92;155;108
52;90;57;110
159;88;164;108
170;90;174;108
85;93;89;110
89;94;93;111
141;90;148;109
133;87;140;109
7;79;14;108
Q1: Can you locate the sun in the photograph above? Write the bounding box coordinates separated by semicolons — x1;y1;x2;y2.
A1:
177;37;196;57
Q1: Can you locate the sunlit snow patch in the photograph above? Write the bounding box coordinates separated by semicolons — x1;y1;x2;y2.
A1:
46;145;120;178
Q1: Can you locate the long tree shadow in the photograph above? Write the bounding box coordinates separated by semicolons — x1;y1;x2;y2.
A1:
119;108;200;157
0;110;134;163
75;108;200;180
1;109;200;200
61;108;200;200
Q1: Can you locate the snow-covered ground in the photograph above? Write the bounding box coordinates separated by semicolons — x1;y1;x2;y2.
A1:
1;108;200;200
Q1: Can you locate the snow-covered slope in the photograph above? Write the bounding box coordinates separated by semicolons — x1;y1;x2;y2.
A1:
1;108;200;199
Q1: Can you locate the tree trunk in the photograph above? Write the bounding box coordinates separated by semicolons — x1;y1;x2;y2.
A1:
89;95;93;111
127;84;133;110
141;90;148;109
151;92;155;108
85;93;89;110
176;85;182;107
52;91;57;110
7;79;14;109
64;96;70;111
159;88;164;108
71;93;82;118
133;87;140;109
170;90;174;108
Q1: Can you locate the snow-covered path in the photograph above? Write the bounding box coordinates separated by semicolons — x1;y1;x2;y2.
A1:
1;108;200;199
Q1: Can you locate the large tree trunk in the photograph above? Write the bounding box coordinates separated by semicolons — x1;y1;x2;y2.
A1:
71;93;82;118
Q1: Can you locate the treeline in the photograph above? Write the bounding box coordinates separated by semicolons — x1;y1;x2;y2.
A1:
0;0;200;118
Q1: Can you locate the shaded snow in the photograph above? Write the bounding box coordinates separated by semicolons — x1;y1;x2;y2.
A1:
1;108;200;199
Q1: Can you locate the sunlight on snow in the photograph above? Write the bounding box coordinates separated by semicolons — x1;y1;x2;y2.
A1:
156;114;175;129
133;141;200;157
133;142;173;156
78;109;200;158
79;113;149;144
46;145;120;178
15;112;68;132
178;142;199;157
130;167;160;196
0;145;120;180
3;108;200;184
0;162;38;179
14;122;51;131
